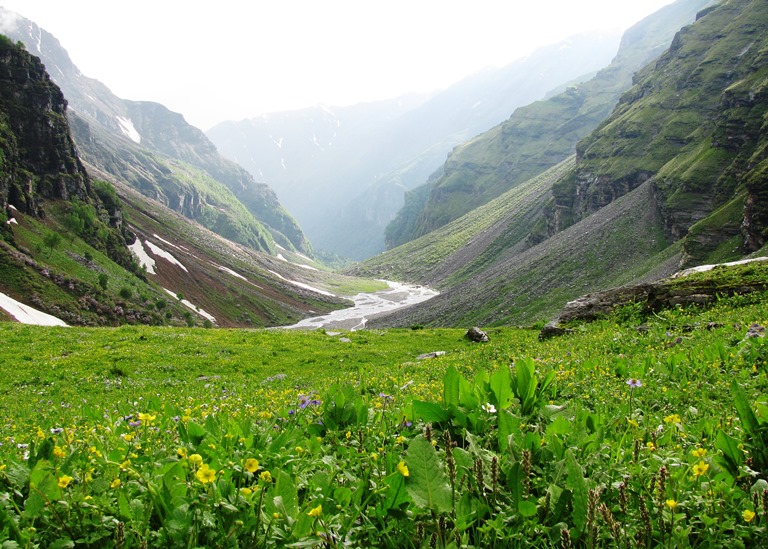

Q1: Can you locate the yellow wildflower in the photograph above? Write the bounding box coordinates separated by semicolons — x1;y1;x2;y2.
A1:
245;458;259;473
692;461;709;477
110;478;121;489
664;414;682;425
692;448;707;458
646;441;656;451
626;418;639;428
58;475;73;489
665;499;678;509
743;509;756;523
176;448;187;459
307;504;322;518
120;460;131;470
36;427;45;440
240;487;253;496
273;512;280;519
53;446;66;459
122;434;134;443
259;470;272;483
138;413;156;423
196;464;216;484
397;461;410;477
395;435;407;444
370;453;378;462
345;431;352;440
188;454;203;466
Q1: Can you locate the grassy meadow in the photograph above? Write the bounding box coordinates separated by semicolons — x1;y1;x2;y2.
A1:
1;289;767;547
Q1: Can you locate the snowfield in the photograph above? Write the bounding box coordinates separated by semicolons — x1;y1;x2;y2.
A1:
0;291;68;326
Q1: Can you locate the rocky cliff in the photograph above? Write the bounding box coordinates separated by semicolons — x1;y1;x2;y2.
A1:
551;0;768;266
0;8;310;256
0;35;90;216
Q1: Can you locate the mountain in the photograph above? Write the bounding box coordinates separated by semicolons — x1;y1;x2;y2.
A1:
349;0;768;328
208;32;623;259
0;34;373;329
387;0;715;248
0;7;311;256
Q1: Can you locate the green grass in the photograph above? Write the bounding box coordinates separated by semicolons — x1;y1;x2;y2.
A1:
1;283;768;546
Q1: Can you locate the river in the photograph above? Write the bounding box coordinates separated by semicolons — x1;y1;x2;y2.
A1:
285;281;438;330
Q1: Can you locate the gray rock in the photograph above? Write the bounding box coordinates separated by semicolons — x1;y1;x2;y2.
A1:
466;326;489;342
417;351;446;360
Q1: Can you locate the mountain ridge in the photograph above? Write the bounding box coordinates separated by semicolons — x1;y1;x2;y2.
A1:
351;0;768;328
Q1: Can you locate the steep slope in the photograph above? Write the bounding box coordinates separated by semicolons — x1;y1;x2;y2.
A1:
388;0;714;248
351;0;768;328
209;33;622;259
0;35;371;329
0;8;310;256
550;0;768;266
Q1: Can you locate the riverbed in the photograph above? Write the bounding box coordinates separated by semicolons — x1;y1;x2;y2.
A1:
285;281;438;330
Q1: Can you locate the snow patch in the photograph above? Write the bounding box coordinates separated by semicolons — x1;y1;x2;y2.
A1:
276;254;287;261
152;234;187;251
7;204;17;211
0;291;68;327
297;264;319;271
145;241;188;272
672;257;768;279
163;288;216;323
6;218;17;225
268;270;335;297
128;239;156;274
116;116;141;144
216;265;247;281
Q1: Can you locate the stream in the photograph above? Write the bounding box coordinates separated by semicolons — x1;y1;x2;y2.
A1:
286;281;438;330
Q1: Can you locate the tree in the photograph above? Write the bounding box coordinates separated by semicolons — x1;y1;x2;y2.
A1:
43;231;62;254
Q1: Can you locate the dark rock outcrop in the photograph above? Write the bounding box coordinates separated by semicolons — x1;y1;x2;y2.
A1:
0;35;91;216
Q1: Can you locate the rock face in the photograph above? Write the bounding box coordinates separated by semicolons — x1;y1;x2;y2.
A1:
549;0;768;267
0;35;91;216
1;8;310;256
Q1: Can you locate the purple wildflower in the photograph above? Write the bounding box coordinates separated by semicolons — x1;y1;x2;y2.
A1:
626;378;642;388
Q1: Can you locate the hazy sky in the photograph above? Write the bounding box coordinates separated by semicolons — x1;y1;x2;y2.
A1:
2;1;675;130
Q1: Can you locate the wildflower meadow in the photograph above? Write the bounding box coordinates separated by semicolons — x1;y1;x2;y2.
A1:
0;289;767;547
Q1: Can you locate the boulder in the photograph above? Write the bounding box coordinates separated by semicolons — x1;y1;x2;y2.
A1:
466;327;489;342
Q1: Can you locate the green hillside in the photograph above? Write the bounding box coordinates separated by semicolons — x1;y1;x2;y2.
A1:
353;0;768;328
386;0;713;248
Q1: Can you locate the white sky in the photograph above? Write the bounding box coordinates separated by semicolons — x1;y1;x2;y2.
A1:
2;1;675;130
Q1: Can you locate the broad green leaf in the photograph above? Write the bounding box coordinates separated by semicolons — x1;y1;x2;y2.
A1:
489;366;512;409
405;436;452;513
443;365;460;407
381;473;411;514
732;381;760;437
715;430;742;479
459;374;478;409
565;449;588;538
518;499;537;517
497;410;519;453
412;400;451;424
274;469;299;518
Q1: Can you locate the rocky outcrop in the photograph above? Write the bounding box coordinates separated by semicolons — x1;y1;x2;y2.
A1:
548;0;768;267
540;258;768;338
0;35;91;216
